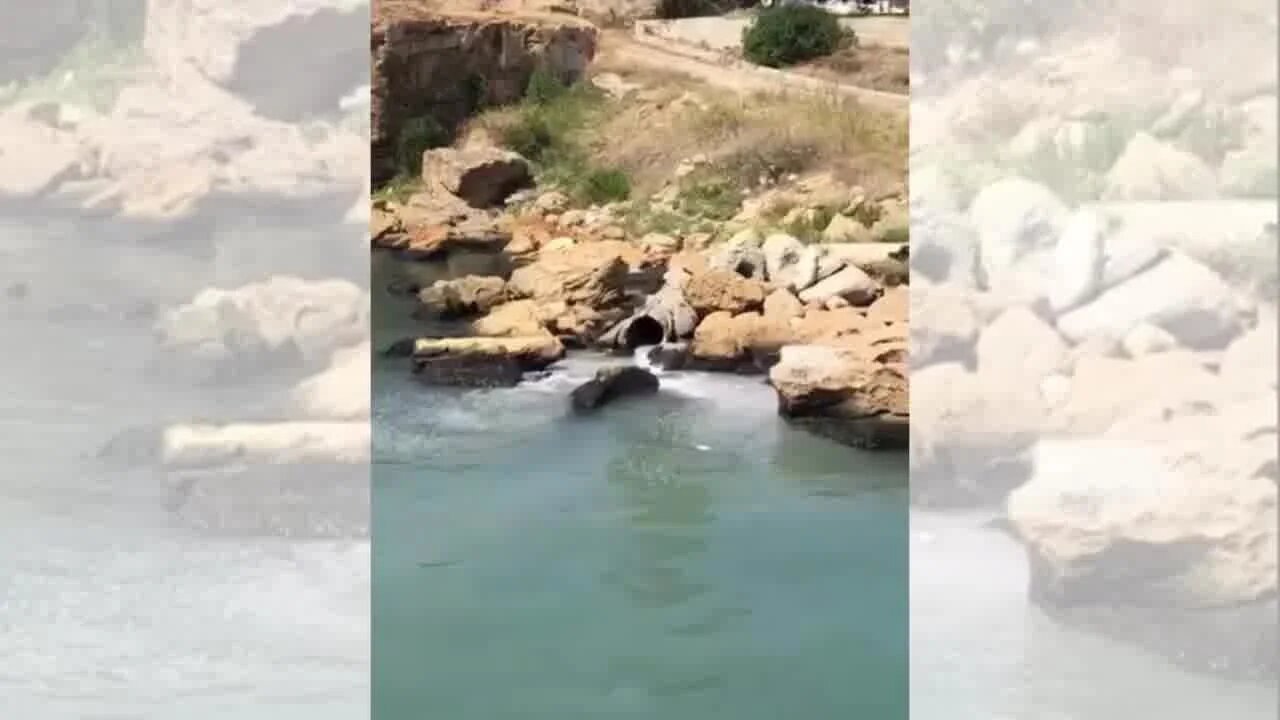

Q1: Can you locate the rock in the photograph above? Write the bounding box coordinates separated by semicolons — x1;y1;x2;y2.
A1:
602;225;626;240
977;307;1068;382
647;342;690;371
689;312;777;371
423;146;533;208
544;236;577;252
559;209;587;227
970;176;1070;299
155;276;368;378
910;283;979;368
1049;352;1225;437
769;343;908;449
910;362;1047;506
1121;322;1180;357
591;72;642;100
534;190;571;214
291;342;370;420
640;232;681;252
570;366;660;413
912;209;980;287
417;276;506;319
822;213;874;243
506;240;633;311
866;286;907;326
683;269;767;316
411;336;565;387
0;107;87;197
1007;403;1277;676
1055;251;1246;349
1102;131;1219;201
762;233;808;288
822;242;905;270
372;10;596;184
797;265;880;307
472;299;547;338
763;288;804;319
708;228;767;279
1047;209;1107;313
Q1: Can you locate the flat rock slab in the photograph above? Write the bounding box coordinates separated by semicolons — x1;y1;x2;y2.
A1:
412;335;565;387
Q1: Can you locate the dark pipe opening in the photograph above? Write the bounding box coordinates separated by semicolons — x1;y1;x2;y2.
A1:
622;315;665;349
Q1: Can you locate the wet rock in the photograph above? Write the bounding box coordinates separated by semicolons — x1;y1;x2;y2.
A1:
770;342;909;450
411;335;565;387
570;366;660;413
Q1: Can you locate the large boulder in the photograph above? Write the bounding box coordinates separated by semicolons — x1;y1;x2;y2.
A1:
1055;251;1246;349
154;276;368;379
682;269;767;316
417;275;507;319
411;335;565;387
688;311;790;372
707;228;767;279
797;265;880;307
423;146;533;208
769;340;908;449
1007;396;1277;679
506;241;633;311
969;176;1069;299
570;366;660;413
291;341;370;420
1220;95;1278;198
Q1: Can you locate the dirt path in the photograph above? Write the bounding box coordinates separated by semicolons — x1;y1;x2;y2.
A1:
601;30;907;114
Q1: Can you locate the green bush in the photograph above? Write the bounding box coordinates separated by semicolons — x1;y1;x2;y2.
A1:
524;68;569;106
396;116;449;176
742;6;842;68
500;111;557;162
579;168;632;204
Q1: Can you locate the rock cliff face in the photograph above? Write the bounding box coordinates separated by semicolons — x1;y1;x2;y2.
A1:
371;2;597;184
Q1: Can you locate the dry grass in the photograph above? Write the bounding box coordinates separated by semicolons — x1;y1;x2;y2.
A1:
583;75;906;198
799;44;909;95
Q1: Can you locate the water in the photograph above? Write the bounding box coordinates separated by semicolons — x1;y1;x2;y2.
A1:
371;256;910;718
0;212;368;718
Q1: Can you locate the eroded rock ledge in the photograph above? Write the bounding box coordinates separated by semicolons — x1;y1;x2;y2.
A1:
371;3;597;184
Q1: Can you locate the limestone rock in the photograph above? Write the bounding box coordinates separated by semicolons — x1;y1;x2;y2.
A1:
411;335;565;387
423;146;533;208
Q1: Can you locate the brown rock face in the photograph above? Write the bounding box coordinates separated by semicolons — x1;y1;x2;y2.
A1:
371;3;597;183
769;338;909;449
411;335;564;386
423;147;533;208
417;275;507;319
683;270;767;317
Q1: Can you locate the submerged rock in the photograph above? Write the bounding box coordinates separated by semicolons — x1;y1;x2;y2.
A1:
570;366;660;413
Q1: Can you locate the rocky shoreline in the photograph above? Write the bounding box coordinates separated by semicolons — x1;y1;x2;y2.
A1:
374;141;910;448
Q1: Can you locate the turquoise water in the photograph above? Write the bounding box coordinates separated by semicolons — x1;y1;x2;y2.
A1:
371;257;909;719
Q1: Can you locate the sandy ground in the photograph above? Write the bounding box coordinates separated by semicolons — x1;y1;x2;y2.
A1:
606;28;907;111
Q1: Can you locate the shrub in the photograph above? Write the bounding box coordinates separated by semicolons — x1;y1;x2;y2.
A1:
578;168;632;204
500;111;557;162
524;67;568;106
742;6;842;68
395;116;448;176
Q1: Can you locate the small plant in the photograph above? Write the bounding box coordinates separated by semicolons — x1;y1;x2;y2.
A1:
373;174;421;204
742;5;843;68
395;116;448;176
676;175;741;220
524;67;568;106
578;168;632;204
501;111;557;161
